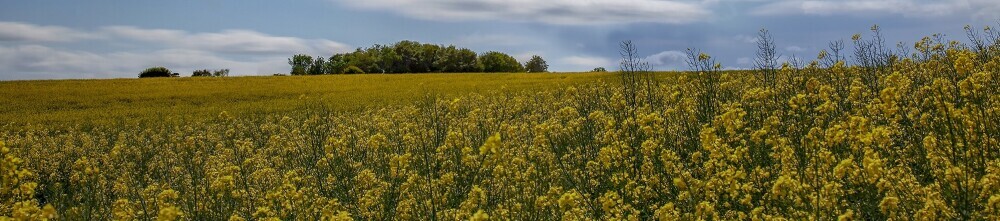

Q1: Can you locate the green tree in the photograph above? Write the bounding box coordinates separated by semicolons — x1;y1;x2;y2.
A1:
591;67;608;72
348;48;379;73
372;44;402;73
327;54;349;74
479;51;524;73
288;54;313;75
393;40;423;73
420;43;441;72
309;56;326;75
435;46;481;72
524;55;548;72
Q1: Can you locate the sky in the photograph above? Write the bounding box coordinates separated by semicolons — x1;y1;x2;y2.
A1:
0;0;998;80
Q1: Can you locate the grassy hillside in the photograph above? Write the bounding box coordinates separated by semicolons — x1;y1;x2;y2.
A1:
0;72;618;126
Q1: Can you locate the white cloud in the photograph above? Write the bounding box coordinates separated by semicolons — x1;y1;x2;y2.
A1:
750;0;999;19
0;21;98;42
0;45;105;76
0;21;352;79
455;33;537;47
0;45;286;79
337;0;711;25
512;52;540;64
644;50;690;70
561;56;613;69
103;26;351;55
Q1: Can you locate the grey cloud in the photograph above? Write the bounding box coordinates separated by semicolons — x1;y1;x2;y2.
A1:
644;50;688;69
102;26;352;55
0;45;285;79
0;21;353;79
750;0;999;20
0;22;99;42
337;0;711;25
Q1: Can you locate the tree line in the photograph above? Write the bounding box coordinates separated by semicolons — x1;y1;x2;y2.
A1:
288;40;548;75
138;67;230;78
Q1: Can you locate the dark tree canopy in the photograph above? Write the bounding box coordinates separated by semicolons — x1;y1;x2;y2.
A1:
288;40;538;75
193;69;229;77
139;67;172;78
192;69;212;77
479;51;524;73
213;69;230;77
309;56;326;75
288;54;313;75
525;55;548;73
435;46;481;73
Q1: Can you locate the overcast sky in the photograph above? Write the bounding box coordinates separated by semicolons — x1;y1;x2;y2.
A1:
1;0;998;80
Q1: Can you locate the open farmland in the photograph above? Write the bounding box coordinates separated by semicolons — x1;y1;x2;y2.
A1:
0;72;614;126
3;40;1000;219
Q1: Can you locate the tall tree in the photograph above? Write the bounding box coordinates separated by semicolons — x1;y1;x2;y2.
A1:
419;43;441;72
309;56;326;75
393;40;422;73
288;54;313;75
524;55;548;73
348;48;378;74
435;46;481;73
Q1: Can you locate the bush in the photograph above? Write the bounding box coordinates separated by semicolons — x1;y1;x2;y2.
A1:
343;66;365;74
139;67;172;78
591;67;607;72
192;69;212;77
213;69;230;77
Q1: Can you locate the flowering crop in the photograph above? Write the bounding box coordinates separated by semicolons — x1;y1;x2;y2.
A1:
2;30;1000;220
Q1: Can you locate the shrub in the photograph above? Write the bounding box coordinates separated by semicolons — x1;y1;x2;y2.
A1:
591;67;607;72
343;66;365;74
213;69;230;77
139;67;172;78
192;69;212;77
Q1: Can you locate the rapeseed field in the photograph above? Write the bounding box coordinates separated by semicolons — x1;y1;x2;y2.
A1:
2;33;1000;220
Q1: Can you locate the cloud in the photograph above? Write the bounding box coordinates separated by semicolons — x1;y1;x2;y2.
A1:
750;0;999;19
561;56;613;69
103;26;351;55
0;45;287;79
512;52;540;63
336;0;711;25
0;21;352;79
645;50;688;69
0;21;98;42
0;45;105;76
455;33;537;47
